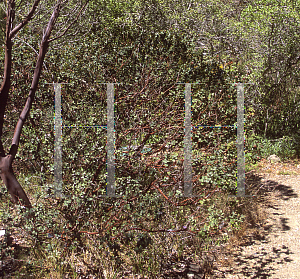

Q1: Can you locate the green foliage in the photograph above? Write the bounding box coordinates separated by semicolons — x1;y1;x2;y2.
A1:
228;211;245;232
3;0;291;277
245;133;300;165
238;0;300;138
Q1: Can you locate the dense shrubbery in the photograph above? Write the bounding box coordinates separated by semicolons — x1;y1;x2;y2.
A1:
2;0;299;277
0;21;247;277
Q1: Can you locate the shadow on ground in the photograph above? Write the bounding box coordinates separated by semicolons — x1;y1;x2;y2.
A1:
212;171;299;279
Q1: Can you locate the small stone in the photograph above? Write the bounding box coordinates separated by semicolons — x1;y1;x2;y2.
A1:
267;154;280;163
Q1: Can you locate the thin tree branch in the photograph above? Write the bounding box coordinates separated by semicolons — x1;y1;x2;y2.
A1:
10;2;61;158
0;0;15;142
48;0;89;43
10;0;41;39
17;38;50;74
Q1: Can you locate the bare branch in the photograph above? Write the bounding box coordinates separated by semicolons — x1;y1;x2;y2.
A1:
10;0;41;39
48;0;89;43
17;38;50;74
54;2;81;35
15;0;25;10
0;0;15;142
11;2;61;157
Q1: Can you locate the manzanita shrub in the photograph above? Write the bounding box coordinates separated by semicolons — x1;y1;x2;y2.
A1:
2;20;246;277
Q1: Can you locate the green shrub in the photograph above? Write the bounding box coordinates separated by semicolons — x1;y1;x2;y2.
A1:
245;133;299;164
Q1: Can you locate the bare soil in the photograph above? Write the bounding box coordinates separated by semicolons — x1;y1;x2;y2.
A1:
213;158;300;279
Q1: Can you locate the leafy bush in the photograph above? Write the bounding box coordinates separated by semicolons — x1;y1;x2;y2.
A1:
245;133;300;164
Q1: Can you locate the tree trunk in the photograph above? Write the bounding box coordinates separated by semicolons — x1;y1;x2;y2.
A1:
0;154;32;207
0;1;61;208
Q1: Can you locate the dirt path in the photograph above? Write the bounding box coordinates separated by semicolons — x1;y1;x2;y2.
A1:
214;160;300;278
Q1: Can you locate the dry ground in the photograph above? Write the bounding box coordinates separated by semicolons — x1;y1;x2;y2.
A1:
213;158;300;279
